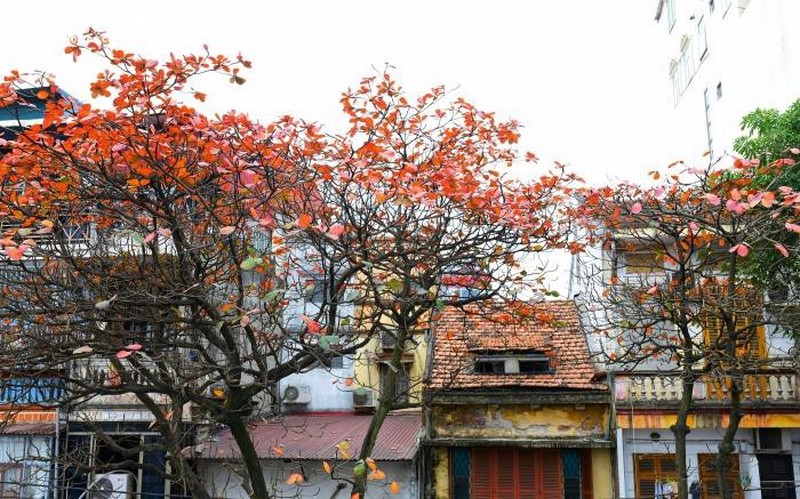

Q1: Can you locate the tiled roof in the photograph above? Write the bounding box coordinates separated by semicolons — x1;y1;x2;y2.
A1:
427;300;606;392
199;412;421;461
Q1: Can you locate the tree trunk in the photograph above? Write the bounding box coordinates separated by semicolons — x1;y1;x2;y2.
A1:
350;327;408;498
226;414;271;499
717;376;743;499
671;355;695;499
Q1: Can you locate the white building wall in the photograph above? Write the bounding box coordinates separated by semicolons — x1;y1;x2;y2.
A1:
618;426;800;499
657;0;800;163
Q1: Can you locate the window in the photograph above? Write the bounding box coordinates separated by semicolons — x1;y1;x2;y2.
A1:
666;0;676;32
380;362;410;405
635;454;677;498
704;88;714;157
697;16;708;60
680;37;696;87
453;448;593;498
698;453;743;498
474;352;552;375
669;61;681;105
620;249;666;276
0;464;22;498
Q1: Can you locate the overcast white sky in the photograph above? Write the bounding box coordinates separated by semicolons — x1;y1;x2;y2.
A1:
3;1;682;294
2;0;679;185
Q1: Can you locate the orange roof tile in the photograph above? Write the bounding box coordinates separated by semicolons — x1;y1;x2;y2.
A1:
427;300;606;392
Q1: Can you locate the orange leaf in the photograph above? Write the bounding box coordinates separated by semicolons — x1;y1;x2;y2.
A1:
368;469;385;480
366;457;377;471
272;446;285;457
296;213;312;228
390;481;400;494
286;473;303;485
322;461;332;474
194;92;207;102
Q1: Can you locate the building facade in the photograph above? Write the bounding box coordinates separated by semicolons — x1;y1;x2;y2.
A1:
654;0;800;161
424;301;613;499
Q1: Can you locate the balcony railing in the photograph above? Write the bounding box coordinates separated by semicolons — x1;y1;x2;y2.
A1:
615;370;799;405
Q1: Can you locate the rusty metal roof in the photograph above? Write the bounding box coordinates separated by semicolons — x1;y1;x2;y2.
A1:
200;412;422;461
1;422;58;435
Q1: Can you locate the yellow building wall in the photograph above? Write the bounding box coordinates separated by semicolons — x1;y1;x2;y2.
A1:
433;447;450;499
617;411;800;429
432;404;608;440
592;448;614;499
352;333;428;404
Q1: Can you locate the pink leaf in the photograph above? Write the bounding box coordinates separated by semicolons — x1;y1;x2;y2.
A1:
220;226;236;235
704;193;721;206
729;243;750;257
125;343;143;351
786;222;800;233
327;223;345;240
790;148;800;155
72;345;93;355
775;243;790;257
646;286;658;296
142;232;156;244
116;350;133;359
630;202;642;215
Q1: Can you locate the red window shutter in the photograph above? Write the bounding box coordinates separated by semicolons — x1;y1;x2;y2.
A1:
496;449;516;498
540;449;563;498
471;448;494;499
581;449;593;499
518;449;539;498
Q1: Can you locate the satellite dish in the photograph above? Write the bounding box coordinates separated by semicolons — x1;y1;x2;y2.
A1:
88;477;114;499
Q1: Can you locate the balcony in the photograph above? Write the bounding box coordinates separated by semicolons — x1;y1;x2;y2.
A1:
615;370;799;407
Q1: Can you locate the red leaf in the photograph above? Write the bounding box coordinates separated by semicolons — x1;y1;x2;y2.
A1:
630;202;642;214
775;243;790;257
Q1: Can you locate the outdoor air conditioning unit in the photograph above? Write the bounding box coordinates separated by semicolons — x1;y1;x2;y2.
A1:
380;331;398;351
86;472;134;499
282;384;311;405
352;387;376;409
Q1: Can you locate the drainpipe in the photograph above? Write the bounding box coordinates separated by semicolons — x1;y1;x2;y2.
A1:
609;371;626;499
52;406;60;499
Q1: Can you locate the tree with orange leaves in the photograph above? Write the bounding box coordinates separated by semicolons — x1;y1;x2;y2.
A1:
0;34;576;499
276;71;577;498
0;30;371;499
573;158;800;499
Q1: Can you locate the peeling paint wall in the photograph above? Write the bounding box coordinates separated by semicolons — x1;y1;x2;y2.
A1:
432;404;608;440
432;447;450;499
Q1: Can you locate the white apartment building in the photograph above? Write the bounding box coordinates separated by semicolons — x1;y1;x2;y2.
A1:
655;0;800;162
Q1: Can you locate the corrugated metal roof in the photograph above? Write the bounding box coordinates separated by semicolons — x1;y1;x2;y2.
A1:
1;422;58;435
200;412;421;461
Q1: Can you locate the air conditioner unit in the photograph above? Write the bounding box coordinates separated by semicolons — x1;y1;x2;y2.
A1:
380;331;398;351
283;384;311;404
86;472;134;499
352;387;376;409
